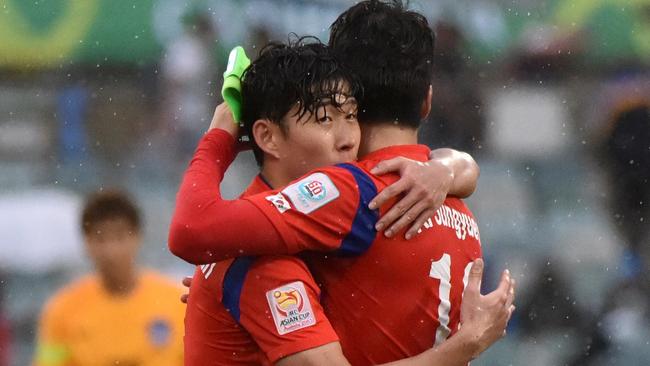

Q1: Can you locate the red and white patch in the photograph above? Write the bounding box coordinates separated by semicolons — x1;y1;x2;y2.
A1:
266;281;316;335
199;263;216;279
265;192;292;213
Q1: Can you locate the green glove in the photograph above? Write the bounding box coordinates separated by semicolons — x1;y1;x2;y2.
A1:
221;46;251;124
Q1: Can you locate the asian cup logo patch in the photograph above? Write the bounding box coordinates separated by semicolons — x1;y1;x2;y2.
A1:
299;180;326;201
266;281;316;335
282;173;339;214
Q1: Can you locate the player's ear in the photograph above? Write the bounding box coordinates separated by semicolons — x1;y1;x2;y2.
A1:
420;84;433;120
252;119;282;160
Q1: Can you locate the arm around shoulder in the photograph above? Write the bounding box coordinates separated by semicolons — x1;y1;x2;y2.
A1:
429;148;479;198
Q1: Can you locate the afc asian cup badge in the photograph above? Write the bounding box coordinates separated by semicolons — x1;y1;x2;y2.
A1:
266;281;316;335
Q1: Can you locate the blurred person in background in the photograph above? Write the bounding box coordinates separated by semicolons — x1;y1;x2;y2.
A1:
33;190;184;366
418;21;484;153
248;25;276;55
586;75;650;283
606;104;650;273
562;74;650;365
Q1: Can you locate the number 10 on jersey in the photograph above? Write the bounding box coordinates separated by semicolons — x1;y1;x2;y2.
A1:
429;254;473;345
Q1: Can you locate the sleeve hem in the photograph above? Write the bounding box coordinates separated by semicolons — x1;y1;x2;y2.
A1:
267;336;341;364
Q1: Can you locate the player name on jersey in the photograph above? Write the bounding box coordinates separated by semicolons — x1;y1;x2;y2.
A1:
423;204;480;241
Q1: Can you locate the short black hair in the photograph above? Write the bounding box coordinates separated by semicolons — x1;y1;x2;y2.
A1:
81;189;141;235
241;37;362;166
329;0;435;127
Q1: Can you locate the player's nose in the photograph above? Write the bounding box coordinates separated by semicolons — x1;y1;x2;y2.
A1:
336;132;356;153
334;122;357;153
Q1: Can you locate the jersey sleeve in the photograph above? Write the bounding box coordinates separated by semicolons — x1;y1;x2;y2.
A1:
244;163;380;255
33;297;71;366
220;256;339;363
169;129;294;264
170;131;379;263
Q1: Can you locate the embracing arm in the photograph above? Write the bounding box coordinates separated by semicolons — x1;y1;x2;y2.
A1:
170;103;378;264
277;259;515;366
169;103;481;263
275;340;476;366
368;148;480;239
429;148;479;199
168;104;291;264
168;128;290;264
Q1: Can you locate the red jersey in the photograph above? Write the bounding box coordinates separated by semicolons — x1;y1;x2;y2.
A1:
183;176;338;365
240;146;482;364
172;130;482;364
303;146;482;364
170;130;381;263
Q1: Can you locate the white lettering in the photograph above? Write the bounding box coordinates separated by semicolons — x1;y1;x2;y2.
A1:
429;205;480;241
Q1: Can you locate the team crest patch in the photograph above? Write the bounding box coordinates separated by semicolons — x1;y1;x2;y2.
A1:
147;319;171;347
265;192;292;213
266;281;316;335
282;173;339;214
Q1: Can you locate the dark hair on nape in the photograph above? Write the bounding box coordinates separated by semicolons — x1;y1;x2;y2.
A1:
329;0;435;127
241;35;362;166
81;189;141;235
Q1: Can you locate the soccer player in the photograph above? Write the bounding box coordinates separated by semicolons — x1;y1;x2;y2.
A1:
34;190;184;366
180;44;508;365
181;41;511;365
171;2;515;365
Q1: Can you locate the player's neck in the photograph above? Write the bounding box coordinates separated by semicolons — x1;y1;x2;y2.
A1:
260;162;291;189
99;267;138;297
358;123;419;157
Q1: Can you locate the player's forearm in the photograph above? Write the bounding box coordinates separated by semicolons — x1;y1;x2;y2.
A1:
168;129;287;263
380;329;479;366
429;148;479;198
186;128;237;188
169;128;235;263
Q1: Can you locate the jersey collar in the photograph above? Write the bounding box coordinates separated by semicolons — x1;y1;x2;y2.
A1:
360;144;431;162
241;174;273;196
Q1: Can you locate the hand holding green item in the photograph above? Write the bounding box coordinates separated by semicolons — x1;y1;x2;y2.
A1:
221;46;250;126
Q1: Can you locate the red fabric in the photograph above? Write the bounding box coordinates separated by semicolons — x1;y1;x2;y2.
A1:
0;315;9;366
169;129;362;264
184;260;265;366
304;146;482;364
243;166;363;254
174;134;483;364
240;145;482;364
169;129;292;264
184;177;338;365
238;256;339;363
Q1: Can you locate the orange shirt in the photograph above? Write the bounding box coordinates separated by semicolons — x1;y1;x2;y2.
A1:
34;271;184;366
